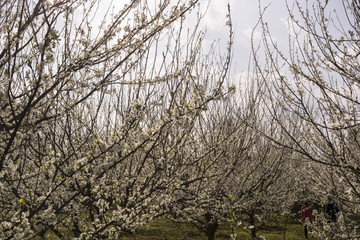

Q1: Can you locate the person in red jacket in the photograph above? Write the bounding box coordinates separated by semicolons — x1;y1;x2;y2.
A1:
301;201;313;239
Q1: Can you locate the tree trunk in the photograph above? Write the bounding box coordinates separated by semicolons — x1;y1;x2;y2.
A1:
283;214;288;240
205;213;219;240
249;210;257;239
206;222;218;240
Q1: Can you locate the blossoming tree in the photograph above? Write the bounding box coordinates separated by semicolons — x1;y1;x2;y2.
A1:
0;0;233;239
252;0;360;238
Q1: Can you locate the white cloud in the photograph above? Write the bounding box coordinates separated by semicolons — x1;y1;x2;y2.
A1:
201;0;232;32
280;17;302;36
243;27;261;41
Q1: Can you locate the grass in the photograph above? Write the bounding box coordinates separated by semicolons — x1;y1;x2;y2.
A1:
35;215;319;239
120;217;317;240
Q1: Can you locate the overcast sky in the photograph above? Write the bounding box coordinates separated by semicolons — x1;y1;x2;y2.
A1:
200;0;346;75
95;0;346;78
201;0;290;74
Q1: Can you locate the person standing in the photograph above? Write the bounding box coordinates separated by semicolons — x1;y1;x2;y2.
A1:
301;201;313;239
325;196;339;222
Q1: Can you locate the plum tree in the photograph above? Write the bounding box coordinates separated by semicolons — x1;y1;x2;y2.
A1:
252;0;360;238
0;0;233;239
